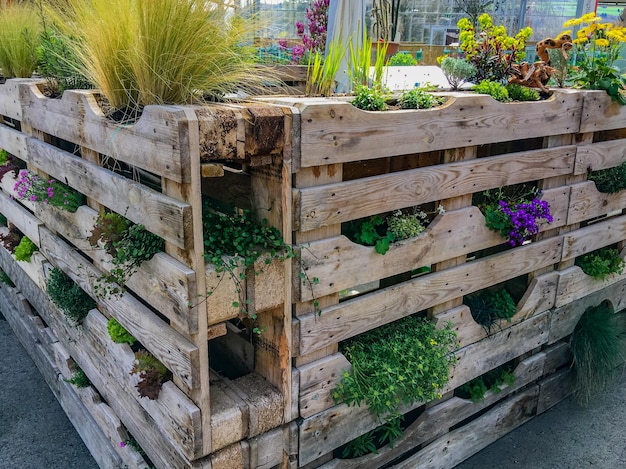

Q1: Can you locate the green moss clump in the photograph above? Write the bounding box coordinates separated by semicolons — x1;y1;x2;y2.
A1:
14;236;37;262
46;267;95;325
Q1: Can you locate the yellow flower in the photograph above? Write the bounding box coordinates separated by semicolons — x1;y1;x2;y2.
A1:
581;12;600;23
557;30;572;39
564;17;582;27
595;38;610;47
573;38;587;45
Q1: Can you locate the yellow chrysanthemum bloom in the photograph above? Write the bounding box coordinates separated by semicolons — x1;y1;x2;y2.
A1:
595;38;610;47
557;30;572;39
564;17;582;27
581;12;600;23
573;37;587;45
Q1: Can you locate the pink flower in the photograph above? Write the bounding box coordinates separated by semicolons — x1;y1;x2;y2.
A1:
119;441;126;448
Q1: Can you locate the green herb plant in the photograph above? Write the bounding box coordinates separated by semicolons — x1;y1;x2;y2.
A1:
588;161;626;193
398;86;445;110
65;367;90;388
107;317;136;346
576;247;625;280
334;316;457;440
130;349;170;400
0;269;14;287
464;287;517;331
14;235;38;262
472;80;510;102
457;366;516;402
570;301;626;406
351;85;388;111
388;52;418;66
440;56;477;90
340;416;403;458
47;267;95;325
506;83;540;101
0;2;41;78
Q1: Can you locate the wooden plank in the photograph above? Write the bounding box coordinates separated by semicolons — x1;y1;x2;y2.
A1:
298;353;351;418
35;204;198;333
297;311;550;465
555;264;626;308
389;387;540;469
561;213;626;261
567;181;626;224
286;89;583;167
574;139;626;175
298;237;562;355
0;121;28;158
19;85;190;182
0;78;40;120
27;137;192;249
580;90;626;133
536;368;574;414
201;167;252;209
295;145;576;232
38;227;199;391
0;190;42;244
319;352;547;469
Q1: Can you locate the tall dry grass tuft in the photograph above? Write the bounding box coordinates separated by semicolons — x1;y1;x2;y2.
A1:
48;0;266;110
0;2;42;78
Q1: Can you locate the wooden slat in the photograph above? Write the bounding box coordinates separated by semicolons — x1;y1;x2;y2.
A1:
298;237;562;355
0;121;28;158
26;137;192;249
537;368;575;414
0;78;40;120
580;90;626;133
561;213;626;261
574;139;626;175
298;353;351;419
38;227;199;391
35;204;198;333
0;190;42;244
287;89;582;167
19;85;191;182
567;181;626;224
555;264;626;308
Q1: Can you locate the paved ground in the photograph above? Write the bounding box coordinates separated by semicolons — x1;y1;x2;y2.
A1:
2;305;626;469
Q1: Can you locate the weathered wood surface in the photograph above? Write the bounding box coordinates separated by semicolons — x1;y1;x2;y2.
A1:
19;84;191;183
298;311;550;465
0;78;40;120
567;181;626;224
38;227;199;392
555;263;626;308
536;368;575;414
561;213;626;261
298;353;351;419
580;90;626;133
0;189;42;244
273;89;583;168
27;137;192;249
298;237;562;355
574;139;626;175
35;203;198;333
294;146;575;232
0;120;28;157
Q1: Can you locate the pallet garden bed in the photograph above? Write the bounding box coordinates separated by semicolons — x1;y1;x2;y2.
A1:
1;78;626;468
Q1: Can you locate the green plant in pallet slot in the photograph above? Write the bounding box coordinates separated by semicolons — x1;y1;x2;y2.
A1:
388;52;418;66
472;80;510;102
506;83;540;101
334;316;457;433
107;317;136;346
351;85;388;111
14;236;37;262
46;267;95;325
0;269;14;287
459;376;488;402
13;170;85;212
0;214;7;227
458;365;516;402
341;416;403;458
130;349;170;400
576;247;625;280
588;162;626;194
439;56;477;90
398;86;446;110
0;2;42;78
464;288;517;330
65;367;90;388
570;301;626;406
0;150;8;166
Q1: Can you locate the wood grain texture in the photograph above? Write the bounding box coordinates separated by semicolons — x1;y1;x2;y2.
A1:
287;89;582;167
561;212;626;261
574;138;626;175
0;189;42;244
0;121;28;158
567;181;626;224
298;237;562;355
580;90;626;133
26;137;192;249
0;78;40;120
555;263;626;308
298;353;351;419
295;146;576;232
19;85;190;182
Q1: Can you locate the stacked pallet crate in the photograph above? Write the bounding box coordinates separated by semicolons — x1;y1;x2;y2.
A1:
1;78;626;469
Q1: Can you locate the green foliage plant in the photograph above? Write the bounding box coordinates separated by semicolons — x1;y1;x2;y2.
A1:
570;301;626;406
464;288;517;330
386;208;428;239
47;0;268;110
458;13;532;83
334;316;457;431
306;38;346;96
472;80;510;102
398;86;445;110
576;247;625;280
388;52;418;66
107;317;136;346
0;2;41;78
0;213;7;227
46;267;95;325
348;30;374;90
458;366;516;402
0;269;14;287
131;349;170;400
440;56;477;90
506;83;540;101
340;416;403;458
65;367;90;388
564;12;626;104
588;161;626;193
14;170;85;212
14;235;37;262
0;149;8;166
351;85;388;111
459;376;488;402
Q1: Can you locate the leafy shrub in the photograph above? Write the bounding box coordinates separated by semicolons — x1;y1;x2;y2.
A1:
576;247;625;280
65;368;90;388
107;318;136;346
351;85;387;111
0;150;8;166
588;162;626;194
334;316;457;428
386;209;428;240
388;52;418;66
464;288;517;329
570;302;626;406
340;417;403;458
131;350;170;400
472;80;510;102
459;376;488;402
14;236;37;262
0;3;41;78
47;0;267;109
440;57;477;90
506;83;540;101
46;267;95;325
398;87;445;110
457;366;516;402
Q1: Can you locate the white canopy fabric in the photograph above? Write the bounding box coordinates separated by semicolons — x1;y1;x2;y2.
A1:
326;0;366;93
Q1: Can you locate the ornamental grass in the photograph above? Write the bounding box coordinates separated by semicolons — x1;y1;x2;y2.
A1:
0;2;41;78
